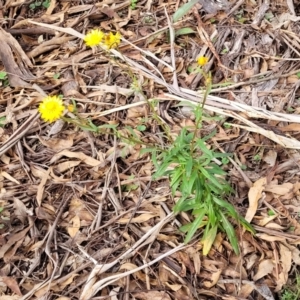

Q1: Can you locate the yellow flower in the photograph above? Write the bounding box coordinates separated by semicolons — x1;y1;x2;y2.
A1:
103;32;121;49
84;29;105;47
39;96;65;123
197;56;208;67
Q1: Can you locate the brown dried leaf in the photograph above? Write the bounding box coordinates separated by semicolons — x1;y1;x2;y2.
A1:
119;263;138;271
69;198;93;223
0;227;30;259
256;233;286;242
0;171;20;184
118;213;158;224
203;269;222;288
39;136;73;151
281;123;300;131
52;274;78;292
262;150;277;166
245;177;266;223
55;160;81;173
253;259;274;281
2;277;22;296
276;244;292;291
238;283;255;298
265;182;293;195
49;150;104;167
36;167;51;206
67;215;80;238
13;197;29;223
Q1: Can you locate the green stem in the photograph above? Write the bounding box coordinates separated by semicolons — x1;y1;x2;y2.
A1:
190;72;211;153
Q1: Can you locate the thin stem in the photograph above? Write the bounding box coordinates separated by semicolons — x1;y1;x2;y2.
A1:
190;72;212;153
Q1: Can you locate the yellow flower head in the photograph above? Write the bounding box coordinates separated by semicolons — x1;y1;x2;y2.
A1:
197;56;208;67
39;95;65;123
103;32;121;49
84;29;105;47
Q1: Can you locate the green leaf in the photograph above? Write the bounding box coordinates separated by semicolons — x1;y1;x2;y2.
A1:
173;195;189;213
196;139;213;158
185;156;193;178
180;222;192;233
219;211;239;255
184;210;206;244
173;0;199;23
0;117;6;127
201;224;218;255
170;167;183;195
153;159;172;179
42;0;50;8
53;73;60;79
98;123;118;130
137;124;146;131
237;216;256;234
199;166;223;190
0;72;7;80
175;27;195;36
202;129;217;142
178;198;202;212
185;170;198;195
268;209;275;216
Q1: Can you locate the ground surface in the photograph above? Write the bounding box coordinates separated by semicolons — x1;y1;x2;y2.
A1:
1;0;300;299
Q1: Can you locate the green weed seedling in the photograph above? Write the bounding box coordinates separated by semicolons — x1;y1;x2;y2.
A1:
281;273;300;300
29;0;50;10
0;71;8;87
130;0;138;10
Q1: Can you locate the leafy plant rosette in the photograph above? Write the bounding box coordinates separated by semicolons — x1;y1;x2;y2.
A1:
152;126;255;255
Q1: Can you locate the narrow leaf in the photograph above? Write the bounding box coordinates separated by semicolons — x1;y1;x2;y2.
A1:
184;210;206;244
175;27;195;36
219;211;239;255
202;225;218;255
173;0;199;23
